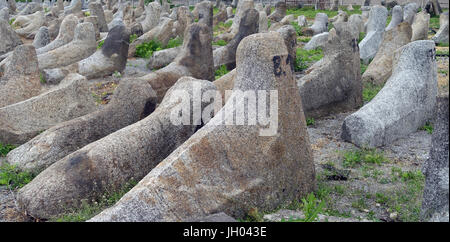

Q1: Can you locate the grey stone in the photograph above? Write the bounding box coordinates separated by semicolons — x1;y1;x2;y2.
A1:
258;10;268;32
141;1;161;32
432;12;449;44
7;79;157;173
85;15;101;40
36;14;78;55
304;32;329;50
213;8;259;69
226;6;233;18
41;68;66;85
0;19;22;56
277;25;297;72
17;76;216;219
173;6;193;38
348;14;364;39
298;22;362;119
64;0;82;15
303;13;328;36
329;0;339;11
403;2;418;25
264;4;271;16
0;45;41;108
37;22;97;70
411;11;430;41
147;46;181;70
57;0;64;12
385;5;403;31
231;0;238;8
359;5;388;64
0;7;8;22
268;1;286;22
18;2;42;15
347;4;354;11
342;40;438;148
15;10;45;39
89;1;108;32
363;22;412;85
33;26;50;49
425;0;442;17
213;7;227;26
195;0;213;29
89;31;315;222
297;15;307;27
217;0;253;42
330;10;347;24
0;73;98;145
421;93;449;222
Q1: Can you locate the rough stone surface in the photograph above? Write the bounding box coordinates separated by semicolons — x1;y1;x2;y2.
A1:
147;46;181;70
15;10;45;38
90;31;315;222
89;1;108;32
32;26;50;49
78;24;130;79
217;0;253;42
297;15;307;27
403;2;418;25
7;79;157;173
37;22;97;70
385;5;403;31
411;11;430;41
36;14;78;55
0;7;8;22
64;0;82;15
17;77;216;219
363;22;412;85
421;93;449;222
141;1;161;32
268;1;286;22
303;13;328;36
0;74;98;145
258;10;268;32
0;45;41;108
298;22;362;119
0;19;22;56
359;5;388;64
348;14;364;39
304;32;329;50
432;12;449;44
213;8;259;69
342;40;438;148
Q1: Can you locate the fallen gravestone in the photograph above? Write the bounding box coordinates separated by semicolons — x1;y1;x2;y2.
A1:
342;40;437;147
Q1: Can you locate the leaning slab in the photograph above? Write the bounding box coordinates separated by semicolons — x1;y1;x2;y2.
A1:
385;5;403;31
342;40;438;148
298;22;362;119
303;13;328;36
359;5;388;63
411;11;430;41
421;93;449;222
17;77;216;220
7;79;157;173
0;74;98;145
35;14;78;55
90;31;315;222
304;32;329;50
147;46;181;70
0;19;22;56
403;2;418;25
432;12;449;44
268;1;286;22
362;22;412;85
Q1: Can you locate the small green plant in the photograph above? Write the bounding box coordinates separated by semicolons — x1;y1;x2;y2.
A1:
419;121;433;134
294;48;324;72
300;193;325;222
214;65;229;80
246;207;264;222
212;39;227;46
0;143;15;157
39;73;46;84
84;11;90;17
0;164;35;189
166;36;183;49
306;117;315;126
135;39;163;58
436;49;449;56
112;71;122;78
291;21;302;36
358;32;366;43
97;40;105;49
9;18;15;26
362;82;383;103
342;148;387;168
129;34;138;43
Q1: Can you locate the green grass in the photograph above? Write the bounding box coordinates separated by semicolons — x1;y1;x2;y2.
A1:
8;18;15;25
50;180;138;222
294;48;324;72
436;49;449;56
291;21;303;36
299;37;311;43
212;39;227;46
429;16;440;30
214;65;229;80
0;164;35;189
285;6;362;19
306;117;315;126
358;32;366;44
437;42;449;47
129;34;138;43
39;73;46;84
419;121;433;134
135;37;182;58
97;40;104;50
213;20;233;34
0;143;15;157
362;82;383;103
281;193;325;222
342;148;387;168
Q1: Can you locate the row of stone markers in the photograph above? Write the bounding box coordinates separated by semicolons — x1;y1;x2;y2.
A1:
0;0;448;221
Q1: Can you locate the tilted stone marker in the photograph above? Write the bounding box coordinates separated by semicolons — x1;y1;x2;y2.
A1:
432;11;449;44
359;5;388;64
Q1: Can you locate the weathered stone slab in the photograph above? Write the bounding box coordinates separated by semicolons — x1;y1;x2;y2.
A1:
303;12;328;36
37;22;97;70
421;93;449;222
359;5;388;63
7;79;157;173
363;22;412;85
15;10;45;39
36;14;78;55
89;1;108;32
0;19;22;56
90;31;315;222
268;1;286;22
298;22;362;119
432;11;449;44
32;26;50;49
0;45;41;108
17;76;216;219
403;2;418;25
342;40;437;148
304;32;329;50
385;5;403;31
147;46;181;70
411;11;430;41
0;73;98;145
